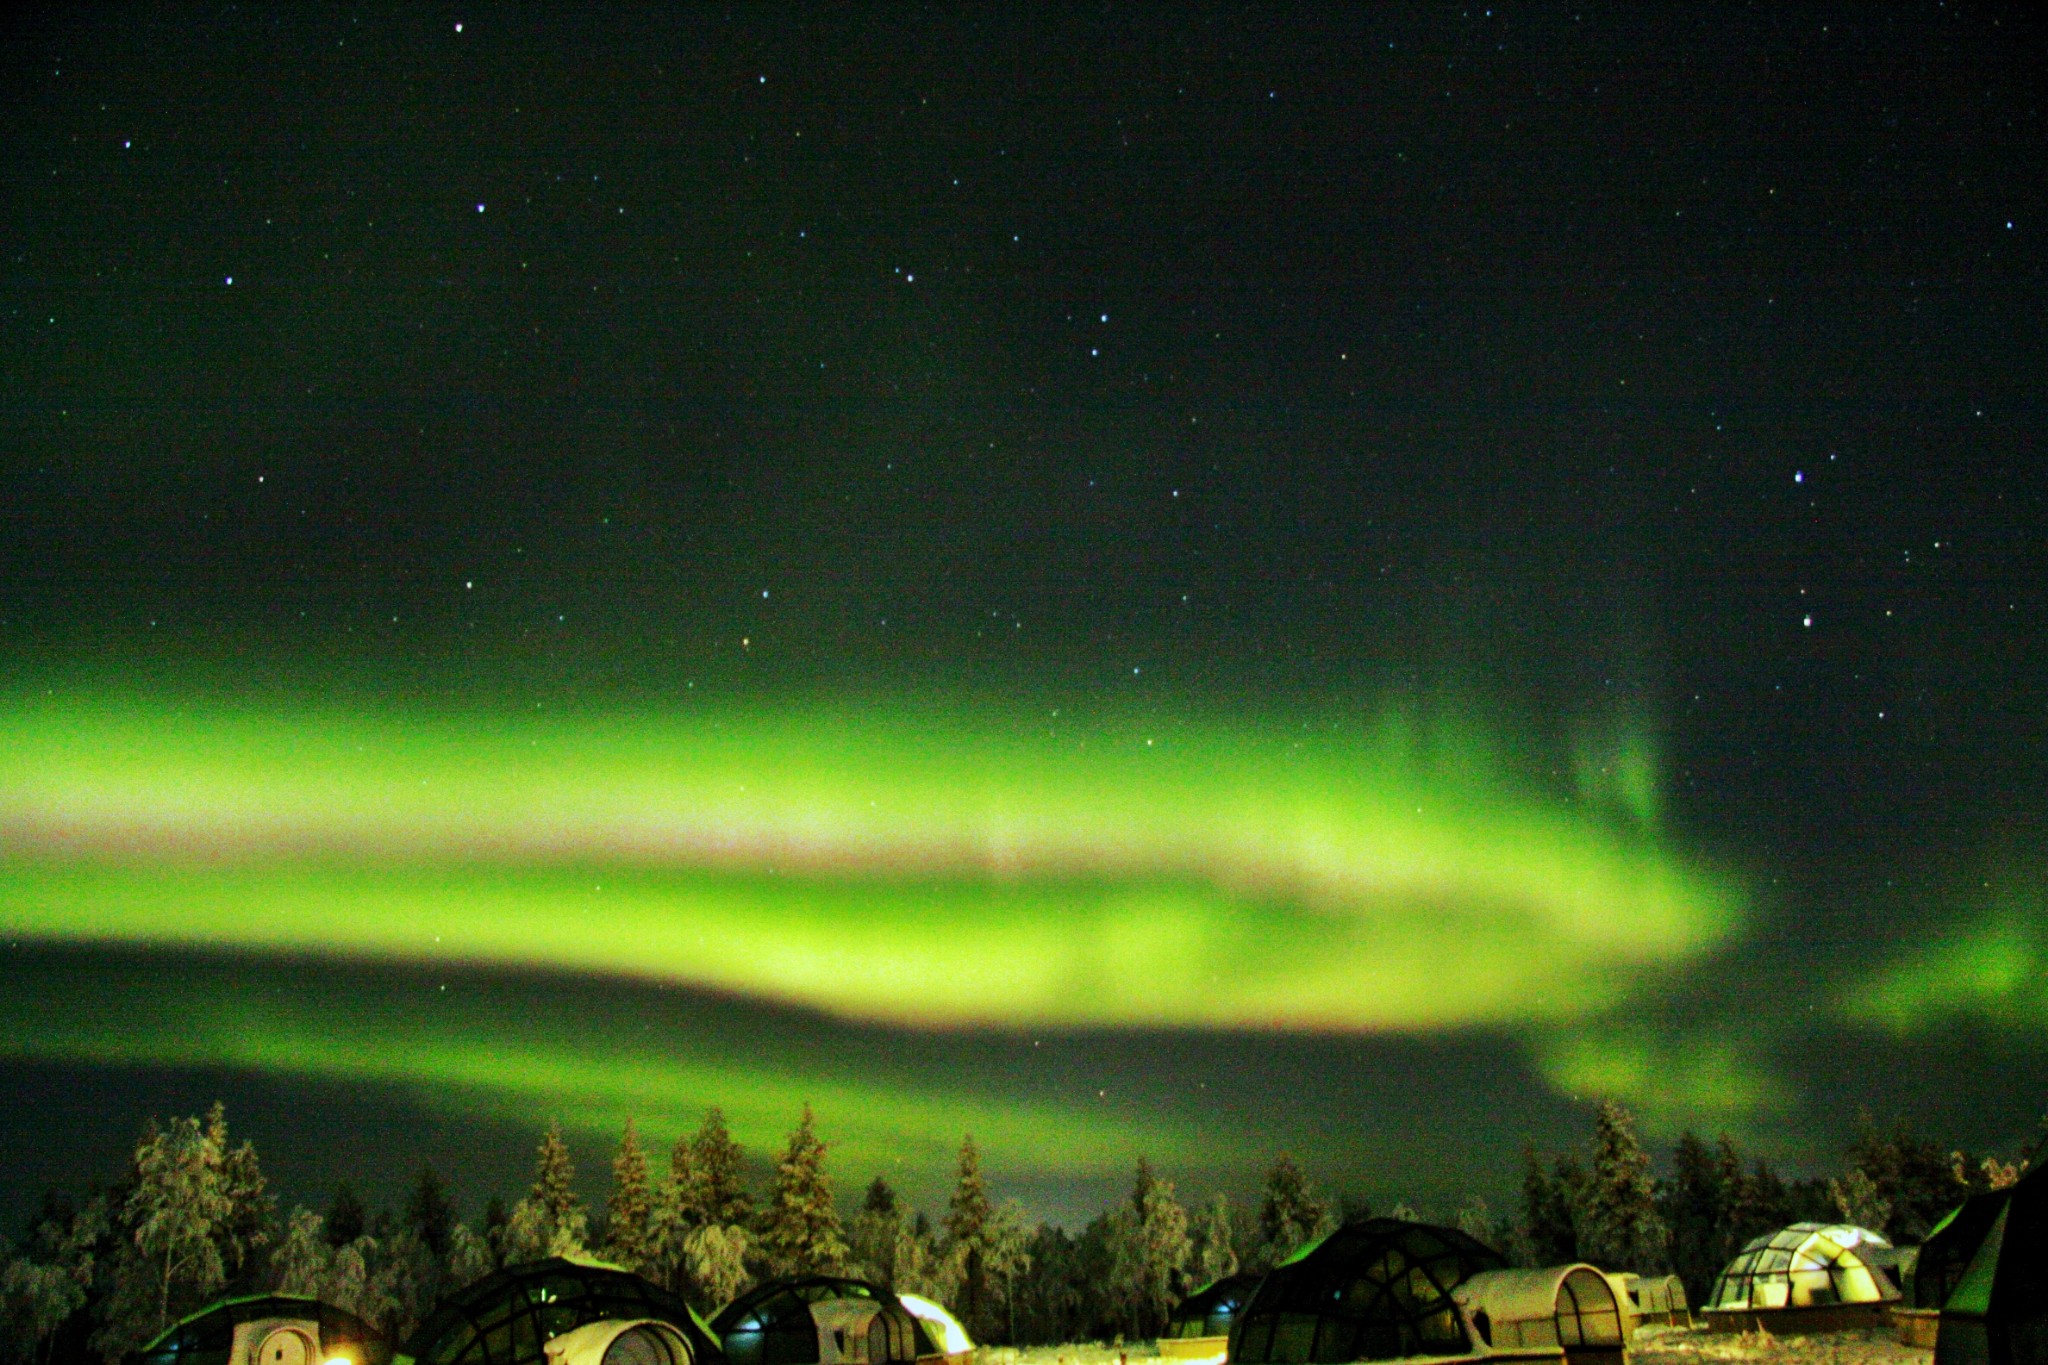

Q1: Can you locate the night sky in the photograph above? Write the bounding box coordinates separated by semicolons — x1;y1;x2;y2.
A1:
2;5;2044;1232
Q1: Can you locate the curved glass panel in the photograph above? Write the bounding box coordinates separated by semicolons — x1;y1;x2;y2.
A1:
1706;1224;1896;1312
1229;1219;1505;1364
404;1259;720;1365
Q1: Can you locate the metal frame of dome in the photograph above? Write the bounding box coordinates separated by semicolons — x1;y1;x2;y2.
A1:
1228;1218;1509;1364
400;1258;722;1365
132;1293;392;1365
709;1277;935;1365
1701;1223;1897;1334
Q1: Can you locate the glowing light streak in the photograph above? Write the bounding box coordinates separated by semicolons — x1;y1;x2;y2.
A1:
0;691;1740;1032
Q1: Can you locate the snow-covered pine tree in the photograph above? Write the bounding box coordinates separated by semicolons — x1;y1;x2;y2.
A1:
683;1222;752;1310
607;1120;654;1272
270;1209;333;1296
1579;1101;1668;1272
1105;1157;1191;1338
849;1178;903;1287
1518;1145;1581;1266
445;1223;496;1291
406;1165;456;1261
1192;1193;1238;1286
757;1106;847;1278
691;1109;753;1229
1254;1154;1327;1269
504;1123;589;1261
206;1103;273;1282
93;1115;230;1358
944;1135;992;1332
1661;1132;1740;1304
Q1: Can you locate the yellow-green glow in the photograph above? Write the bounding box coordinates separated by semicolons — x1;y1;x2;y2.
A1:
0;690;1740;1033
1534;1026;1791;1133
1843;899;2048;1034
0;952;1195;1175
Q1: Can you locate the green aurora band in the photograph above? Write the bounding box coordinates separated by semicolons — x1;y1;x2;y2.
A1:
0;691;1739;1029
0;947;1194;1177
0;689;1749;1165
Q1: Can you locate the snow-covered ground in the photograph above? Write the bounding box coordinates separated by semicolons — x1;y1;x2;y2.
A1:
1628;1324;1927;1365
986;1344;1162;1365
985;1325;1930;1365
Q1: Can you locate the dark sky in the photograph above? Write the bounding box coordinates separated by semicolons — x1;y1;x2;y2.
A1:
1;4;2043;1234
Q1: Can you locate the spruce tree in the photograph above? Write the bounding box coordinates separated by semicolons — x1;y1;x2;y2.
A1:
1847;1119;1967;1239
505;1123;589;1261
1105;1158;1191;1337
406;1165;456;1261
1580;1101;1668;1272
682;1223;751;1310
1730;1157;1792;1245
1519;1145;1579;1265
668;1131;703;1228
481;1198;510;1267
945;1135;993;1332
607;1120;654;1272
1662;1132;1738;1307
850;1178;904;1287
326;1185;367;1248
1255;1155;1326;1268
446;1223;496;1290
1193;1194;1238;1286
642;1132;694;1296
691;1109;753;1228
207;1103;273;1281
757;1105;847;1278
1454;1195;1499;1248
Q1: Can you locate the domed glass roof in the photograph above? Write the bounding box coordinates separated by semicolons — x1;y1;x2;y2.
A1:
402;1258;722;1365
1167;1274;1263;1340
1229;1219;1508;1364
1705;1223;1897;1312
708;1277;934;1365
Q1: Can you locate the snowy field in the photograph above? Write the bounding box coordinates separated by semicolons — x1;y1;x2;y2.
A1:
1631;1325;1930;1365
983;1326;1931;1365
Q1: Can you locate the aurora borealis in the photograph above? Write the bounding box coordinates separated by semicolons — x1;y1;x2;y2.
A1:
0;693;1735;1030
2;6;2044;1226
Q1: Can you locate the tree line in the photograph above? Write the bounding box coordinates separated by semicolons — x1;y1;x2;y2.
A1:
1518;1100;2030;1311
2;1098;2033;1365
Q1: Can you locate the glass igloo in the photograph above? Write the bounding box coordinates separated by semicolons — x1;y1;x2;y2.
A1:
401;1258;721;1365
1166;1274;1263;1342
1705;1223;1898;1314
1229;1219;1509;1363
708;1277;932;1365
